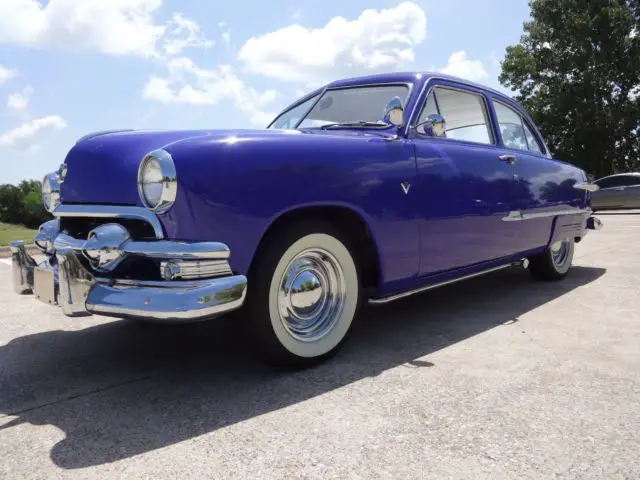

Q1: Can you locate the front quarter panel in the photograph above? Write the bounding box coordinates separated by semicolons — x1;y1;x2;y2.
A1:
159;132;420;290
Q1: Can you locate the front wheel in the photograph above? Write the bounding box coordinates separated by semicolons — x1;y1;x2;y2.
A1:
246;222;361;368
527;238;575;281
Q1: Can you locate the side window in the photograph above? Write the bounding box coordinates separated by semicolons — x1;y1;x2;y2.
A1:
494;101;545;154
269;94;319;129
522;122;543;154
494;101;528;151
417;92;439;124
618;175;640;186
596;176;626;189
417;87;493;144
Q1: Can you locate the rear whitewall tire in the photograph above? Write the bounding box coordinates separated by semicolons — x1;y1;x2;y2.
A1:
528;237;575;281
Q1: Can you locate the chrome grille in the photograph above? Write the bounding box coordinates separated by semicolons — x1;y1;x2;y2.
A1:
160;260;233;280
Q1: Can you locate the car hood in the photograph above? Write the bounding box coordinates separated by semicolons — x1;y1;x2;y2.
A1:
59;128;393;206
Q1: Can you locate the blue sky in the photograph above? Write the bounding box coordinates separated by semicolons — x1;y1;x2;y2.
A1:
0;0;532;185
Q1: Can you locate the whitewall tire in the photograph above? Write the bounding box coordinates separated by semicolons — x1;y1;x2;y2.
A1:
246;222;361;368
528;237;575;280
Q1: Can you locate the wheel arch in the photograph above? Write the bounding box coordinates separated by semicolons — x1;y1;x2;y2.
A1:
248;204;382;293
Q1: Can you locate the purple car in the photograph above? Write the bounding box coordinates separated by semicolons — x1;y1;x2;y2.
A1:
11;71;603;368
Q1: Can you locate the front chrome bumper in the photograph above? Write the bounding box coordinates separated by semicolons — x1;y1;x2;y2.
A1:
10;220;247;323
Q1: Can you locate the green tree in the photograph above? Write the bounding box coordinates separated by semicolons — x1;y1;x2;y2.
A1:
499;0;640;178
0;185;25;225
0;180;52;229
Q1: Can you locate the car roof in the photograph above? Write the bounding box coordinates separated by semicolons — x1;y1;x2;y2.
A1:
325;71;510;98
596;172;640;181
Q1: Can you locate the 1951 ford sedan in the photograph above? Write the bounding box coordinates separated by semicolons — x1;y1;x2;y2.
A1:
11;71;603;368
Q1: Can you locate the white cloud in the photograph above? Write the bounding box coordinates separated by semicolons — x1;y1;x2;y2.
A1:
7;85;33;112
142;57;278;127
0;115;67;151
0;65;17;85
221;29;231;48
438;51;488;82
163;13;214;56
0;0;167;56
237;1;427;84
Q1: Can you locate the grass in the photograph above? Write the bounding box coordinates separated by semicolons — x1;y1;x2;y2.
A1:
0;223;38;246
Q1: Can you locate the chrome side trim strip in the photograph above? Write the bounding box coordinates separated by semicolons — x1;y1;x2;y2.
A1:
573;182;600;192
369;263;512;305
53;204;164;239
501;208;591;222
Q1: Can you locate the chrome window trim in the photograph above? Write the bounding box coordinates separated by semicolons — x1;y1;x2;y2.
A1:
409;82;497;145
267;92;323;130
407;75;550;156
492;99;546;155
52;204;165;239
137;148;178;214
282;82;415;130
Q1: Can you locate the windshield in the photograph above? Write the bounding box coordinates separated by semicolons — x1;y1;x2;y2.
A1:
268;84;411;130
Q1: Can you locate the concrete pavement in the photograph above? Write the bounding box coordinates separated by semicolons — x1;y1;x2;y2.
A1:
0;212;639;479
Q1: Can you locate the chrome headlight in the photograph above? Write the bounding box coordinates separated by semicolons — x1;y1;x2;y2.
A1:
41;172;61;213
137;149;177;213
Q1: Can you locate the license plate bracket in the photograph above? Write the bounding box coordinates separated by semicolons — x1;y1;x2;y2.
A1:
34;267;56;305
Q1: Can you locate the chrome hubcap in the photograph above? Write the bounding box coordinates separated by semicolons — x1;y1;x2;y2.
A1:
551;239;570;266
277;247;346;342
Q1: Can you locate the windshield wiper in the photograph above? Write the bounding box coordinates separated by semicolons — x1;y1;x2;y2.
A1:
318;121;390;130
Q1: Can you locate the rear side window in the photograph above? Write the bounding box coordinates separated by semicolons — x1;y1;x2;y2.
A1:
595;175;640;188
493;101;545;154
418;87;493;145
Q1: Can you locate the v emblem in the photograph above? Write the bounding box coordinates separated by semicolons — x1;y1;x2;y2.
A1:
401;181;411;195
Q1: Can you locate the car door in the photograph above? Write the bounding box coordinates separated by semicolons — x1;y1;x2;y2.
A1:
592;176;630;210
409;81;521;276
490;98;585;253
619;175;640;208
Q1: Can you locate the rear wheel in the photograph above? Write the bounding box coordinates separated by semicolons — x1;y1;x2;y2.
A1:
527;238;575;281
246;222;361;368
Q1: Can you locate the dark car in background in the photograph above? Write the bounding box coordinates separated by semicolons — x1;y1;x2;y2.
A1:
591;173;640;211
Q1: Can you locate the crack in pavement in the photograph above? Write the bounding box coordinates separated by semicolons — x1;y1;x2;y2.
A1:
2;374;153;419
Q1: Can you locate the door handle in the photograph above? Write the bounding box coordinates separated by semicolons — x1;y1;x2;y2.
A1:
615;186;626;191
498;154;517;165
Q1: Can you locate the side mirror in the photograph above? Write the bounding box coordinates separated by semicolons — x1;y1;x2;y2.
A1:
382;96;405;127
415;114;447;137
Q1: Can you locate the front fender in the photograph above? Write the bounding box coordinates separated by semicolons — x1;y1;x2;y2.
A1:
158;132;419;287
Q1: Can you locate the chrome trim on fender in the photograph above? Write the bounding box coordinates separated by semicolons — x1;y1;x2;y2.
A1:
53;204;165;239
501;208;591;222
573;182;600;192
369;263;512;305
